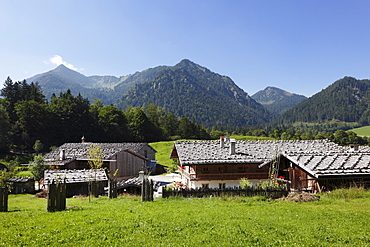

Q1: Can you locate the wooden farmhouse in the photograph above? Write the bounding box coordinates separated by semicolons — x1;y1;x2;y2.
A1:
170;138;370;191
43;141;157;178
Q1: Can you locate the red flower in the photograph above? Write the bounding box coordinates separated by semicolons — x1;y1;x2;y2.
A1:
179;166;185;169
278;176;285;179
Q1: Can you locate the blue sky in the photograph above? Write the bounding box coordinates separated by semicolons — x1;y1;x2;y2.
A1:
2;1;370;97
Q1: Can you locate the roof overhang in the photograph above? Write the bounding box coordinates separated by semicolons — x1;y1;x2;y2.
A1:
258;153;318;178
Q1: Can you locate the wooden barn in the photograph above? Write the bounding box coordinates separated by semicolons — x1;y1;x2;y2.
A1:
262;150;370;192
43;140;157;178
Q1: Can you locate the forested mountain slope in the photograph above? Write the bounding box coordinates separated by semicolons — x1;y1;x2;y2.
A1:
252;86;307;116
27;65;117;104
278;77;370;125
117;59;271;127
113;66;168;96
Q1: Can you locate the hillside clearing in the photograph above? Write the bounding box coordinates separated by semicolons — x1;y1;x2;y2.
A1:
350;125;370;136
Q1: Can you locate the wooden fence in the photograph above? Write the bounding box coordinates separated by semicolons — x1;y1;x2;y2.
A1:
162;187;288;199
0;187;8;212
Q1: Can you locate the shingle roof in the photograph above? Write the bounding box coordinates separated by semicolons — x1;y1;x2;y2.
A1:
117;176;160;191
8;177;34;183
173;139;370;178
43;142;149;165
286;153;370;177
43;169;108;184
174;139;343;165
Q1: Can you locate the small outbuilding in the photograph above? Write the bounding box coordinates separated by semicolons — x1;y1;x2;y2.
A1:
43;169;108;197
8;177;35;194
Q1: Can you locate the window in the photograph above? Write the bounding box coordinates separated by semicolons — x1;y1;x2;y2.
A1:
219;183;226;189
202;184;209;189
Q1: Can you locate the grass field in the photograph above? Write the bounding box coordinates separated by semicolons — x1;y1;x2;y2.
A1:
350;125;370;136
1;189;370;246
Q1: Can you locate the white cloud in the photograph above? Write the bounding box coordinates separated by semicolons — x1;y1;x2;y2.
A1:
49;55;79;71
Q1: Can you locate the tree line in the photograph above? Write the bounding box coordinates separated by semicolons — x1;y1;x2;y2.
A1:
1;78;368;154
0;77;211;153
227;125;370;145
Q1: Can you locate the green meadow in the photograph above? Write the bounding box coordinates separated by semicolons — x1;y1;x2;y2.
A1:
350;125;370;137
1;189;370;246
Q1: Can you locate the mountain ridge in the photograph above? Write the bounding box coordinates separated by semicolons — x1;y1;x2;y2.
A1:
26;59;309;127
277;76;370;125
252;86;307;116
116;59;271;127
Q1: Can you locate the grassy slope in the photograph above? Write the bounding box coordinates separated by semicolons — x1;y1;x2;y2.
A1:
149;141;176;168
350;125;370;136
1;191;370;246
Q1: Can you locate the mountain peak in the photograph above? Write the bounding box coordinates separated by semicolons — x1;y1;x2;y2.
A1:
56;64;67;69
178;58;194;65
252;86;307;116
53;64;77;73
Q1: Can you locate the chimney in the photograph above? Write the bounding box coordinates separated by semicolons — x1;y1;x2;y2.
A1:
81;136;85;143
350;144;359;151
225;135;230;143
220;136;225;148
139;171;145;182
59;149;65;161
230;139;236;155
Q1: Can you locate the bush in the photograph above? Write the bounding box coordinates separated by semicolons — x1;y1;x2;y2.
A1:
239;177;252;189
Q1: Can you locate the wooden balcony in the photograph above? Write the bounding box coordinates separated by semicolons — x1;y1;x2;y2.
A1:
179;168;268;181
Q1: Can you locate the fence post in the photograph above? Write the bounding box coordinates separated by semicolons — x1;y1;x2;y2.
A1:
141;177;146;202
145;178;150;201
47;179;66;212
47;180;56;212
149;179;154;201
60;179;66;210
0;187;8;212
108;178;117;199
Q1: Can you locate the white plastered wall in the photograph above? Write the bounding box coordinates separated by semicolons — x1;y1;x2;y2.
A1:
189;179;268;189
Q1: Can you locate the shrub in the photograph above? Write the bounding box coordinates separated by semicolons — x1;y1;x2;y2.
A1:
239;177;252;189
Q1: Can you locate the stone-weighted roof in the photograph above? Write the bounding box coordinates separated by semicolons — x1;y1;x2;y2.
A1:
173;139;370;178
117;176;160;191
286;152;370;177
43;142;149;165
174;139;344;165
44;169;108;184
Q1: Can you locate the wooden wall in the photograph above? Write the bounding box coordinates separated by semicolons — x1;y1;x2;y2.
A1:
114;151;146;178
